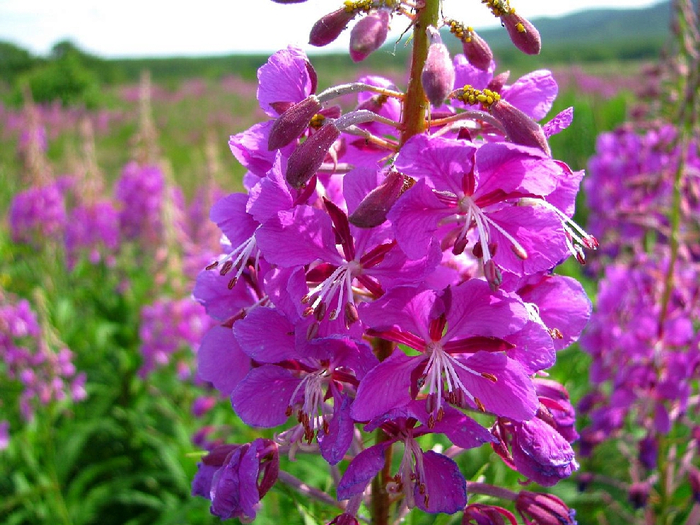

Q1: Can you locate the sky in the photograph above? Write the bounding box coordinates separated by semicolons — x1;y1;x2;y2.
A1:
0;0;664;58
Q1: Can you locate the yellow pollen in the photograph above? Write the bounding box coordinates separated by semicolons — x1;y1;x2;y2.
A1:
309;113;326;129
516;22;525;33
453;85;501;109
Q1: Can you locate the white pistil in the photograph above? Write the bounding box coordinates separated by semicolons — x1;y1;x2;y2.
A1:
424;342;479;415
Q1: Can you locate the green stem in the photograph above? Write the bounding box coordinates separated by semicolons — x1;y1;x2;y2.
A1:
399;0;440;146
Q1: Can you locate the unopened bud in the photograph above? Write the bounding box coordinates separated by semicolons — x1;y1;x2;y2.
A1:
268;96;322;150
462;503;516;525
515;491;576;525
501;12;541;55
349;169;406;228
462;30;493;71
689;468;700;504
490;99;551;156
628;482;650;509
350;9;391;62
286;124;340;188
421;26;455;107
310;8;356;47
271;0;308;3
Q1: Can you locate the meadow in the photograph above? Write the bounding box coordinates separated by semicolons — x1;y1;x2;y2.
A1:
1;8;698;523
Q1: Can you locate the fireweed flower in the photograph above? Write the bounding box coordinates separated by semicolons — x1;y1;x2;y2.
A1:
192;439;279;520
353;280;540;425
338;400;494;513
63;199;120;269
9;182;66;245
388;134;570;287
115;162;165;245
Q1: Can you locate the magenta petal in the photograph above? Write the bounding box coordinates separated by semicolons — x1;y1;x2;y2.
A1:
360;286;438;342
210;193;257;246
501;70;558;121
337;442;391;500
387;179;451;260
233;307;297;363
193;268;257;322
487;205;568;275
414;451;467;514
458;352;538;421
543;107;574;137
246;155;294;223
229;122;288;178
521;275;591;350
257;46;314;117
257;205;340;267
351;351;421;422
318;393;354;465
445;279;528;341
506;321;556;374
197;326;250;397
231;365;301;427
422;404;496;449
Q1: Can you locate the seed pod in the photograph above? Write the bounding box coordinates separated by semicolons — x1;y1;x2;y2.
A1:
309;8;356;47
349;9;391;62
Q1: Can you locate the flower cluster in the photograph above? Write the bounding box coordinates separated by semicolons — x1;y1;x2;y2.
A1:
191;10;591;516
577;0;700;518
0;294;86;431
138;296;213;379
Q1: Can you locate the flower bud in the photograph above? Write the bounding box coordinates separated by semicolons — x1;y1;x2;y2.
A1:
271;0;308;3
286;124;340;188
689;468;700;503
268;96;322;150
487;71;510;92
462;30;493;71
515;491;576;525
310;8;356;47
490;99;551;156
628;482;650;509
501;12;541;55
349;169;407;228
349;9;391;62
637;435;658;471
462;503;517;524
421;26;455;107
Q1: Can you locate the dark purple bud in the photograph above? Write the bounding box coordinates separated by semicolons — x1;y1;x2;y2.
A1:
268;96;322;150
490;99;551;155
637;435;658;471
310;8;356;47
462;30;493;71
350;9;391;62
271;0;308;3
328;513;359;525
286;124;340;188
501;12;541;55
421;26;455;107
462;503;517;525
689;468;700;504
628;482;650;509
515;491;577;525
348;169;407;228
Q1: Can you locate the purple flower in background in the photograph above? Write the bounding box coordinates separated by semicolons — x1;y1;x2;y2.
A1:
115;162;165;244
64;199;120;269
1;295;86;422
138;297;213;379
9;182;66;245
